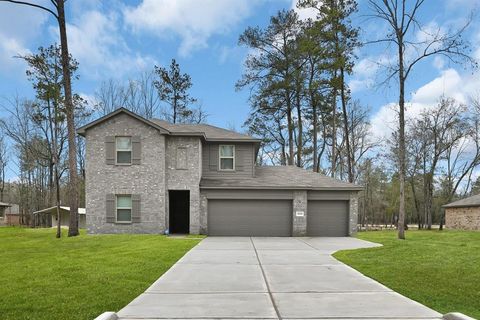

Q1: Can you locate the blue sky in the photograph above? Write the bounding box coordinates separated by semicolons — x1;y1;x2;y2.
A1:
0;0;479;178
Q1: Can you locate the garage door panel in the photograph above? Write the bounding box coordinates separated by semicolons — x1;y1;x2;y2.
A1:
208;199;292;236
307;200;348;237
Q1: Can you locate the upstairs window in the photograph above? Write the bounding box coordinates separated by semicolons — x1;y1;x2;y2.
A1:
116;195;132;223
219;145;235;170
116;137;132;164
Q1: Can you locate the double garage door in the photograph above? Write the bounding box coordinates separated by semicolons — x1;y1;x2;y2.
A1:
208;198;349;237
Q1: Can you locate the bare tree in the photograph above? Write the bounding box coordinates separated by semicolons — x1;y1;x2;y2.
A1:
0;0;81;236
368;0;477;239
409;98;467;229
438;95;480;228
344;100;377;183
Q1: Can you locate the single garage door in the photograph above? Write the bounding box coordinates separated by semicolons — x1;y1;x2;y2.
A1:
208;199;292;236
307;200;349;236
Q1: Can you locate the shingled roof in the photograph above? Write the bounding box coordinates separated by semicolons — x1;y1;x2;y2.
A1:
200;166;363;190
77;108;261;142
150;119;261;142
443;194;480;208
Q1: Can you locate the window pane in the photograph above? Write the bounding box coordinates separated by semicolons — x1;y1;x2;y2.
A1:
221;158;234;170
117;151;132;164
117;195;132;208
116;137;131;150
220;145;234;157
117;209;131;222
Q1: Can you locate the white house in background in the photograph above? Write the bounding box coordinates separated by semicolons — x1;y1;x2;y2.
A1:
33;206;86;229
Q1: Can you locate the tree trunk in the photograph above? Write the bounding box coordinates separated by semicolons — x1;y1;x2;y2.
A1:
397;36;406;240
286;91;294;166
331;85;337;177
312;96;318;172
426;173;433;229
57;0;79;237
340;68;354;182
296;82;303;167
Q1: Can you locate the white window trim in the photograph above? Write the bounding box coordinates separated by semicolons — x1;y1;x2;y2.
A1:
115;136;132;165
219;145;235;171
115;194;132;224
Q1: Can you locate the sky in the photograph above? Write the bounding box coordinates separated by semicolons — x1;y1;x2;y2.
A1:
0;0;479;179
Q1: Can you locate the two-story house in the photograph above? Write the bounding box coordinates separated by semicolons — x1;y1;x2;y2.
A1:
78;108;362;236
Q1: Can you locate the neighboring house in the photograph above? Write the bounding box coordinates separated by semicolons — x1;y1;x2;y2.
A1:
0;202;10;226
443;194;480;230
33;206;87;229
0;202;20;226
77;108;362;236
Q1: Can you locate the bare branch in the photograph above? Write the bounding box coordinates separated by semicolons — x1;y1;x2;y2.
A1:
0;0;58;19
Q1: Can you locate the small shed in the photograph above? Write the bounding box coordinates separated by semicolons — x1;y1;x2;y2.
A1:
443;194;480;230
33;206;86;229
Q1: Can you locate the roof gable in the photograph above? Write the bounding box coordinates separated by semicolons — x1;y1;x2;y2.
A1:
77;108;261;143
77;108;170;136
150;119;261;142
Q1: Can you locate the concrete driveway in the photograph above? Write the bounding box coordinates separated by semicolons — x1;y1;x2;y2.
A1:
117;237;442;319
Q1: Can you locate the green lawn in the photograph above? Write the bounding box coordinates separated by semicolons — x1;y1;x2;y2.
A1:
334;230;480;319
0;227;202;320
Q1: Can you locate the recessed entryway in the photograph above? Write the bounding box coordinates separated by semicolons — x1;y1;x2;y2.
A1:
169;190;190;234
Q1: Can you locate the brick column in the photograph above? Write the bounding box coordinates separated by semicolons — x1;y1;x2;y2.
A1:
292;190;308;236
349;192;359;235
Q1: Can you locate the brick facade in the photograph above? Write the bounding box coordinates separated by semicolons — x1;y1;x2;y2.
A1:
165;136;202;234
85;113;167;234
83;110;361;235
445;206;480;230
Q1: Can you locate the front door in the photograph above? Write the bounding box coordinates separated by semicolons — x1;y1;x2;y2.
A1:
169;190;190;234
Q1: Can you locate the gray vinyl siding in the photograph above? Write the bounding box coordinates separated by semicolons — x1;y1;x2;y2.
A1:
308;190;351;200
202;189;293;200
202;142;255;178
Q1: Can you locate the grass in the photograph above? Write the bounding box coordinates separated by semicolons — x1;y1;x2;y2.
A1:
0;227;202;320
334;230;480;319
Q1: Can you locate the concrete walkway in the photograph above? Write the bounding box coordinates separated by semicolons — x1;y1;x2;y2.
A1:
117;237;442;319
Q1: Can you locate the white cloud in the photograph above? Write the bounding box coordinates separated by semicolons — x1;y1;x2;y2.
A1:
218;45;244;65
0;34;30;73
370;68;480;141
350;55;395;92
432;56;446;70
123;0;261;57
291;0;317;20
0;3;48;73
411;69;465;104
57;10;156;79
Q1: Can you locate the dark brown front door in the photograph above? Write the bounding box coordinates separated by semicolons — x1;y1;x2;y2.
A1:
169;190;190;234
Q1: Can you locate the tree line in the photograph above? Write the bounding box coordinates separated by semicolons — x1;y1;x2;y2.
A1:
237;0;478;236
0;0;478;239
0;0;201;237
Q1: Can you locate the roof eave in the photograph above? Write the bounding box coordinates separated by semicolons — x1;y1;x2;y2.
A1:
442;204;480;208
205;138;263;143
199;185;363;191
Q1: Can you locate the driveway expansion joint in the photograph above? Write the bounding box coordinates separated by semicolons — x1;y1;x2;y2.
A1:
251;237;283;320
